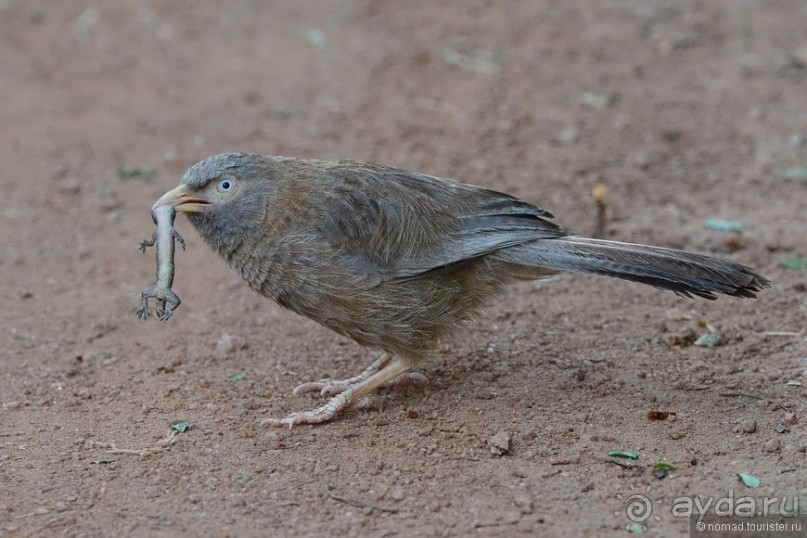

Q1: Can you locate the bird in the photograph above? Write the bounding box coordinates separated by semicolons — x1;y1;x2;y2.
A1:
151;152;769;427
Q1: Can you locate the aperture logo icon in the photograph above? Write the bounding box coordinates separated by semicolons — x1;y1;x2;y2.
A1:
615;485;664;531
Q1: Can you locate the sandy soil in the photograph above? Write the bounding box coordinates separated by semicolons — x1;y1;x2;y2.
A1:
1;1;806;536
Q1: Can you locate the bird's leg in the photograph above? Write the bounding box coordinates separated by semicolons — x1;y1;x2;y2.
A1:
292;353;427;397
137;204;185;321
261;354;413;428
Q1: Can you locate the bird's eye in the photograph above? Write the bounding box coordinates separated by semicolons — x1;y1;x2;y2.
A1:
217;179;234;193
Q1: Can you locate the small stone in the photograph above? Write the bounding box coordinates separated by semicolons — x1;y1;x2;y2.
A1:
764;438;782;453
390;489;406;501
662;333;684;347
82;349;113;362
580;92;618;110
742;420;757;434
476;387;498;399
783;413;798;426
551;126;579;145
514;494;534;514
489;431;512;456
791;44;807;68
668;429;687;440
520;429;537;442
215;333;245;359
57;179;82;195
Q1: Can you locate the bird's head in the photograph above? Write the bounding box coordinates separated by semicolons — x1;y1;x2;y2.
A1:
152;153;276;250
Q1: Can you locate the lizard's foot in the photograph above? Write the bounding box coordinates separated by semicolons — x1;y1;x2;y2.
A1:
138;287;181;321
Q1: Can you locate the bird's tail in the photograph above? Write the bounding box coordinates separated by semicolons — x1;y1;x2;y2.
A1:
498;236;769;299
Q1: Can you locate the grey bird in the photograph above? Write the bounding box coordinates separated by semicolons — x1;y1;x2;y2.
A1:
152;153;769;427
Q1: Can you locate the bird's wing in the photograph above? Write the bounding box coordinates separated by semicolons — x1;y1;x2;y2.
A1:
316;162;567;283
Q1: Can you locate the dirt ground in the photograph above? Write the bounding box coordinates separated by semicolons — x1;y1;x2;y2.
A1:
1;1;806;537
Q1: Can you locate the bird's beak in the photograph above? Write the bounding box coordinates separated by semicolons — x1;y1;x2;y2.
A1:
152;185;210;213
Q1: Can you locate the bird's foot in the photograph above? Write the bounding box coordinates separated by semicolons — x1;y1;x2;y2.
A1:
260;354;411;428
291;353;426;396
260;390;356;428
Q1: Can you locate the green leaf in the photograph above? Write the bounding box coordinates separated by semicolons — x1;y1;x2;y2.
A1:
609;449;638;460
235;474;248;483
626;522;647;533
704;219;744;232
92;458;115;464
302;29;326;48
652;462;676;470
782;166;807;181
737;473;760;488
226;372;246;382
780;256;807;270
694;333;720;347
117;167;156;181
171;419;190;433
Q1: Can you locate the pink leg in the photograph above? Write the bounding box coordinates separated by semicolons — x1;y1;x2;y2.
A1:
291;353;427;396
261;354;413;428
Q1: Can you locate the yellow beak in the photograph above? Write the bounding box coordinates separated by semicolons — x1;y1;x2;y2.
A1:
152;185;210;213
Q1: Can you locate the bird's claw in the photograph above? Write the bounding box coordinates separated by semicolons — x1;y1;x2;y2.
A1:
292;371;427;397
260;390;356;429
261;357;425;428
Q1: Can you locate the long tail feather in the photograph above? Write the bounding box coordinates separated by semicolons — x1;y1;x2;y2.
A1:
498;236;770;299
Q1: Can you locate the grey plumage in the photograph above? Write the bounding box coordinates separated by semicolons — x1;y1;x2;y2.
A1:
154;152;769;426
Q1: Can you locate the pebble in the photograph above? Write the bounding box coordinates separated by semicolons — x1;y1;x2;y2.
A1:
489;431;512;456
783;413;798;426
668;429;688;440
57;179;81;195
551;126;579;145
514;494;534;514
742;420;757;434
215;333;245;359
475;387;498;399
82;349;113;362
792;44;807;68
502;510;522;524
764;438;782;453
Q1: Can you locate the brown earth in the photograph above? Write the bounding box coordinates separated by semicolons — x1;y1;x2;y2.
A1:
1;1;806;537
